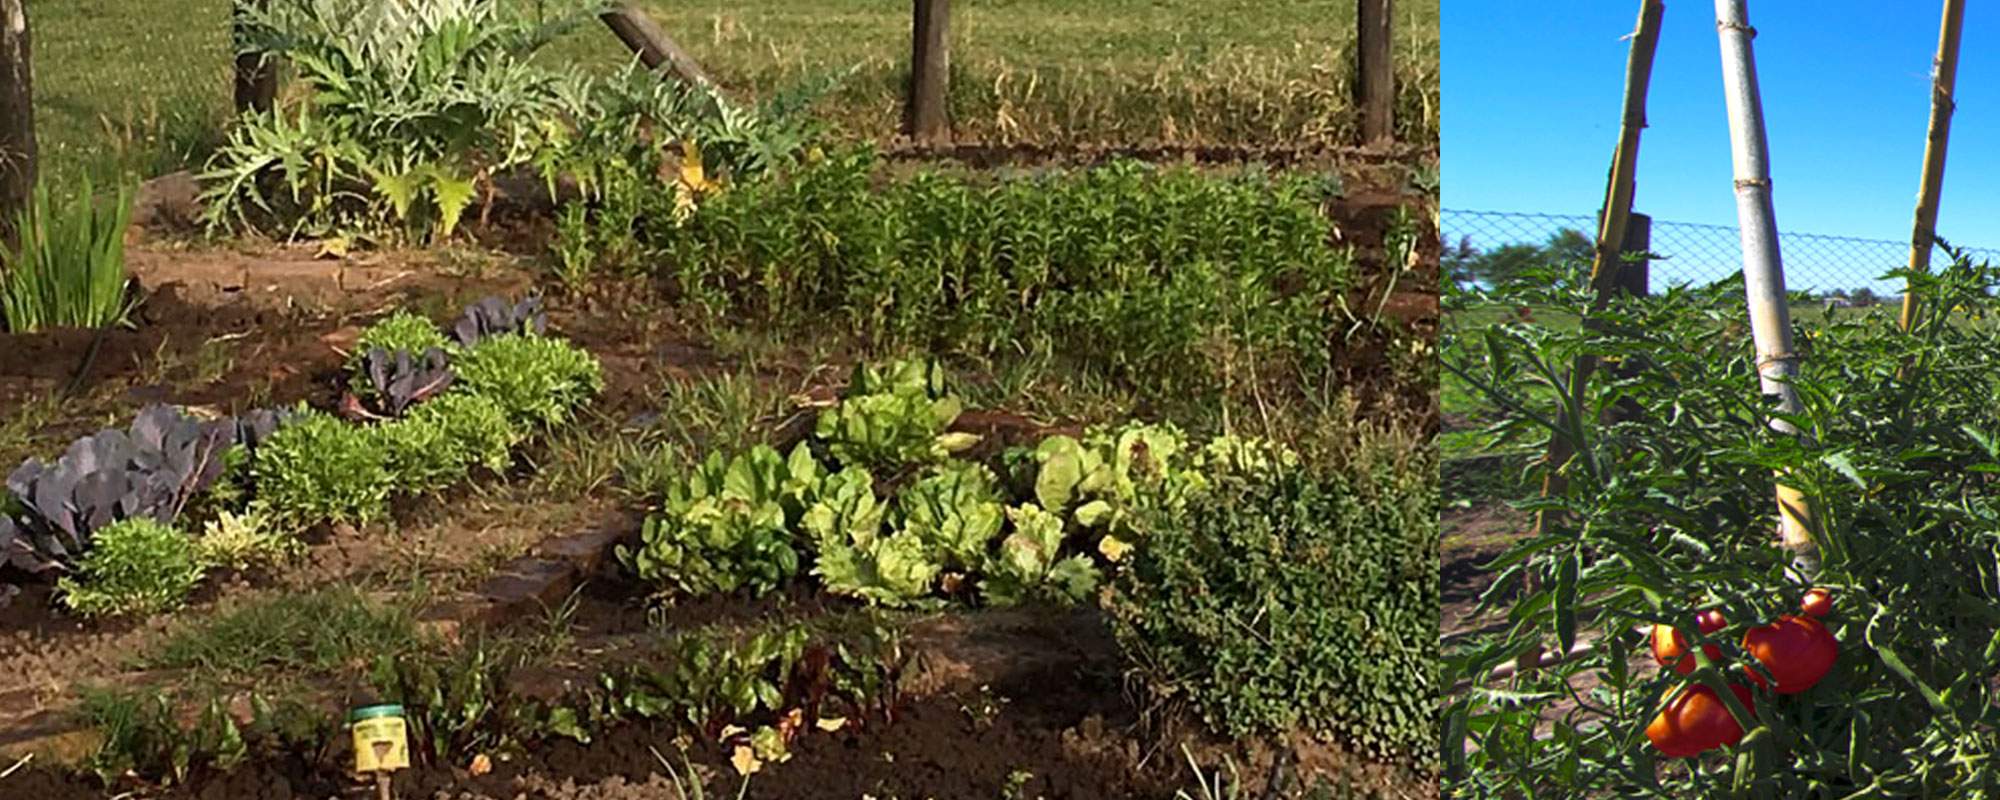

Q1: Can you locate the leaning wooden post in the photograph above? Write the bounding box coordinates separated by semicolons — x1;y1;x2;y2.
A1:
1356;0;1395;146
1517;0;1663;673
905;0;951;143
232;0;278;113
1531;0;1662;540
0;0;32;239
1896;0;1966;334
601;3;718;88
1715;0;1817;575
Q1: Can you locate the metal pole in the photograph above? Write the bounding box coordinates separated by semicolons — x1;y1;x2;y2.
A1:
1897;0;1966;333
1713;0;1816;572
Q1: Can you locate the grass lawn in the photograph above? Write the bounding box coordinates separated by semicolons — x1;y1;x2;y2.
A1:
26;0;1440;189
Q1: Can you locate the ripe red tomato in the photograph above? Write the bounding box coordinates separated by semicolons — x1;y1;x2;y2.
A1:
1650;611;1726;676
1801;588;1832;618
1742;614;1839;694
1646;682;1755;757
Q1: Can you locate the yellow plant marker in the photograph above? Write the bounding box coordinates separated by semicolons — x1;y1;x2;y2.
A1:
350;705;409;774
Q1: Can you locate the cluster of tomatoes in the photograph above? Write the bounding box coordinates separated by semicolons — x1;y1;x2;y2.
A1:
1643;588;1841;758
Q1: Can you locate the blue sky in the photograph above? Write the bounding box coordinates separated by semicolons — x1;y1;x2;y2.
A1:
1444;2;2000;251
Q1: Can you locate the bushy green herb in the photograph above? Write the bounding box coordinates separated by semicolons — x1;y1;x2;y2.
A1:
250;407;393;526
58;517;206;617
453;332;603;427
1104;465;1438;765
618;444;819;600
354;310;451;361
378;392;520;492
1;178;136;333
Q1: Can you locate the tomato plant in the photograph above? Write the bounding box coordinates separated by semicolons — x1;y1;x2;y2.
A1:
1443;254;2000;797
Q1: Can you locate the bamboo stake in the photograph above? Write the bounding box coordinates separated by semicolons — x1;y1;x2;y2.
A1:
1713;0;1817;574
1897;0;1966;333
1518;0;1664;670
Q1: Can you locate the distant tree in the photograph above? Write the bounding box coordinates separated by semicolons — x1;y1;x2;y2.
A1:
1458;227;1596;287
0;0;32;238
1851;287;1880;307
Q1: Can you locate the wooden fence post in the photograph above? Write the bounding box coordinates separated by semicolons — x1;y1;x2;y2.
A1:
0;0;32;237
232;0;278;113
905;0;951;143
1356;0;1394;146
1618;212;1651;297
601;3;717;89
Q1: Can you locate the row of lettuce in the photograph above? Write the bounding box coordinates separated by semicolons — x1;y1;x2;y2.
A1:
0;296;603;614
617;359;1441;765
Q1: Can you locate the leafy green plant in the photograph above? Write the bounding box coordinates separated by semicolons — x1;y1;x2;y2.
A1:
452;332;603;427
806;466;938;606
1;178;136;333
1442;254;2000;796
250;406;392;526
82;690;247;786
192;508;303;572
652;155;1345;406
895;461;1005;575
352;310;451;366
815;359;974;472
57;518;206;617
979;503;1098;607
375;392;519;492
1104;463;1437;766
206;0;604;240
618;444;819;600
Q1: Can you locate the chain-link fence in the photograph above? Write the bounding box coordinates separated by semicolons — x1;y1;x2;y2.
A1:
1442;209;2000;298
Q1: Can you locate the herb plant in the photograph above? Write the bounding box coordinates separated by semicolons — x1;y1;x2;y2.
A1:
57;517;206;617
453;332;603;427
1105;465;1438;765
250;407;393;527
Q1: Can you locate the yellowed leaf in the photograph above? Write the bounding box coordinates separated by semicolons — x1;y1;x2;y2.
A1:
468;753;492;776
730;745;761;776
815;716;847;732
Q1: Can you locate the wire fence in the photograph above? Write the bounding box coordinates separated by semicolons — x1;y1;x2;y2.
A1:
1441;209;2000;298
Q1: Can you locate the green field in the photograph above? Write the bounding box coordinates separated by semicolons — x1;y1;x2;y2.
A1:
27;0;1440;188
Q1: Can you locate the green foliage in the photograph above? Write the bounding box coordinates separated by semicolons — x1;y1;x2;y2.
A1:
83;690;246;786
57;517;206;617
250;407;392;526
379;392;520;491
653;155;1345;401
1;178;136;333
815;359;972;472
1443;227;1593;288
1442;254;2000;795
582;619;908;740
980;503;1099;607
204;0;602;240
369;634;538;765
355;310;451;359
148;586;422;677
618;444;819;600
1105;464;1438;766
348;309;452;392
453;332;603;427
600;625;809;732
895;461;1005;573
806;466;938;607
192;509;304;573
